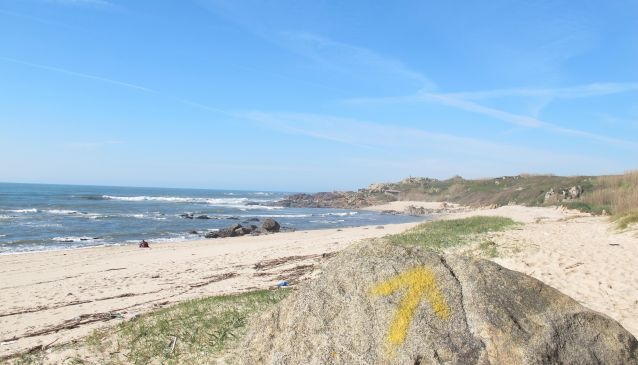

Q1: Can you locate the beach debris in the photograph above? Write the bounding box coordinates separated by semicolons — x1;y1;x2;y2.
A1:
189;272;237;288
253;254;317;270
139;240;150;248
565;262;584;270
276;281;289;287
375;225;385;229
239;241;638;364
167;336;178;354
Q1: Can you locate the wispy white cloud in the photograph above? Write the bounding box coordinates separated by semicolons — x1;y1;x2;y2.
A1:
235;110;625;178
0;56;235;116
441;82;638;100
344;86;638;149
0;56;155;93
237;110;563;155
199;2;434;90
279;32;435;90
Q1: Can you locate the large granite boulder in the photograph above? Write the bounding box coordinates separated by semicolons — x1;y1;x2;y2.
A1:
239;241;637;364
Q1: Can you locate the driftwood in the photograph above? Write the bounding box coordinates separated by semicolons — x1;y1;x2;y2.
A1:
0;290;164;318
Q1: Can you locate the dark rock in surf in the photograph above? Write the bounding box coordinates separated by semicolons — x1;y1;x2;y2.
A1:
261;218;280;233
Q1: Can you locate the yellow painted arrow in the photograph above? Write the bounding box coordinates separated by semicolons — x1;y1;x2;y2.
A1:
370;267;451;350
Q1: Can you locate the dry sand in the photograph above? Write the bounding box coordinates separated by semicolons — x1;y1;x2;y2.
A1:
367;201;637;336
1;202;637;359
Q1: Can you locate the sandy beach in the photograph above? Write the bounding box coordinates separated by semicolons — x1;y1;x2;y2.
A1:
1;202;637;359
0;221;421;358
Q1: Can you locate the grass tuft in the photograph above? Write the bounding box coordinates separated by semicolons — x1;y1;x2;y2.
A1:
80;289;290;365
387;216;520;250
612;210;638;230
560;201;610;215
582;171;638;217
479;240;498;257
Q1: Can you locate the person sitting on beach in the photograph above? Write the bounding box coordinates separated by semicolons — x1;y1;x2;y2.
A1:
139;240;150;248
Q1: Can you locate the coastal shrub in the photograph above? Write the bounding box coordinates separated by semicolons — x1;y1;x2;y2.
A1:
479;239;498;257
561;201;610;215
582;171;638;218
613;210;638;230
387;216;520;250
79;289;290;364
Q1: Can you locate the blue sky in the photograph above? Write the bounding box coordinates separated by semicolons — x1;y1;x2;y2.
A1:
1;0;637;191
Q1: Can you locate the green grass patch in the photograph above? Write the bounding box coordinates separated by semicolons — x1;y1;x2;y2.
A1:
387;216;520;250
561;201;610;215
613;210;638;230
479;240;498;257
79;289;289;365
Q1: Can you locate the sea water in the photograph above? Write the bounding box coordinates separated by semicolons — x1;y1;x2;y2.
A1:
0;183;422;254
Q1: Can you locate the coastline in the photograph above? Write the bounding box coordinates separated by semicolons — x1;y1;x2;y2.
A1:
2;201;637;359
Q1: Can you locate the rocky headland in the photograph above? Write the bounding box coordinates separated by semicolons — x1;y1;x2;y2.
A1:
276;175;597;212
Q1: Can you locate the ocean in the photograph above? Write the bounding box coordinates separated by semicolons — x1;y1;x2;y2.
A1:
0;183;422;254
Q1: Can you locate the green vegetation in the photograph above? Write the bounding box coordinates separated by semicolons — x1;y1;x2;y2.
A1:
582;171;638;218
10;289;290;365
560;201;610;215
612;210;638;230
375;172;637;224
479;240;498;258
387;216;520;250
379;175;596;207
93;289;289;364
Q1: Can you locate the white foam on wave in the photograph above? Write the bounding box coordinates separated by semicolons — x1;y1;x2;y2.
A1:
309;219;347;224
320;211;358;217
45;209;78;215
6;208;38;213
0;215;14;220
121;213;167;220
102;195;278;207
52;236;102;242
244;214;312;218
124;235;192;244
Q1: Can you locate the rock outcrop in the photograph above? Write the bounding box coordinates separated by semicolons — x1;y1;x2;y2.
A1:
240;241;637;364
277;192;377;209
204;221;277;239
261;218;281;233
544;185;584;204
